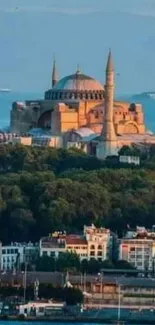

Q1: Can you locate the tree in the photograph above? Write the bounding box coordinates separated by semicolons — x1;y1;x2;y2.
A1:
36;256;56;272
0;144;155;243
63;288;83;305
119;145;140;157
56;252;80;272
101;259;114;269
115;260;135;269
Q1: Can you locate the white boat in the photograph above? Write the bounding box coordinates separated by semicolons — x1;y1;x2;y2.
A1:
0;88;11;92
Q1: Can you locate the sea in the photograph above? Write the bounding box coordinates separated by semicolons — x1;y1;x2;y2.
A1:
0;320;148;325
0;321;150;325
0;91;155;132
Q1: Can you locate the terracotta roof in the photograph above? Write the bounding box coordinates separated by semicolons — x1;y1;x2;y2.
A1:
66;235;87;246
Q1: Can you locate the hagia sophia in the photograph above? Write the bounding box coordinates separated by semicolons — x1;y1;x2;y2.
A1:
10;51;155;159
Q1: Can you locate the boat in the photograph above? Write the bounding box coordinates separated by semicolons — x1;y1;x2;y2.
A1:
0;88;11;93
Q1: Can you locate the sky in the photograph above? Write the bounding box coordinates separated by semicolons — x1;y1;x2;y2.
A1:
0;0;155;94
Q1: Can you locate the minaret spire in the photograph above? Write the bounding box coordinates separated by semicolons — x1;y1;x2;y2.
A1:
52;56;58;87
103;49;116;141
106;48;114;72
97;49;117;159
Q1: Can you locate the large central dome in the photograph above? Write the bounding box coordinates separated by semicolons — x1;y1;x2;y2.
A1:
45;69;105;101
53;70;104;91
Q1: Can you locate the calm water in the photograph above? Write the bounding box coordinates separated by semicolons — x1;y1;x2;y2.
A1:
0;322;150;325
0;91;155;132
0;321;148;325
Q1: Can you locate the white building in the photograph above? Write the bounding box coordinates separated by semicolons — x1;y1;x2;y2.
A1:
19;301;64;317
1;242;39;271
119;226;155;271
119;155;140;165
40;232;66;258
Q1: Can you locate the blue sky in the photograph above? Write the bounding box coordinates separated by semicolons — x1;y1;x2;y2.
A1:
1;0;155;94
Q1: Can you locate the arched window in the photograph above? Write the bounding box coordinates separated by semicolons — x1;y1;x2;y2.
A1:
98;245;102;250
90;245;95;250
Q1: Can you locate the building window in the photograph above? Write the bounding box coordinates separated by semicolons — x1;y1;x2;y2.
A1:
98;245;102;250
90;251;95;256
2;249;6;254
43;251;47;256
90;245;95;250
98;251;102;256
95;111;99;119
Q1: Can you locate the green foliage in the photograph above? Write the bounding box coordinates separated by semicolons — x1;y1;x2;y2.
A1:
63;287;83;305
0;144;155;243
119;145;140;157
114;260;135;269
0;284;83;305
35;253;133;273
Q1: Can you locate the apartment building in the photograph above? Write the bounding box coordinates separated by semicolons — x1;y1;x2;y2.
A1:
66;235;88;261
40;232;66;258
119;226;155;271
1;242;39;271
84;224;113;261
40;225;113;262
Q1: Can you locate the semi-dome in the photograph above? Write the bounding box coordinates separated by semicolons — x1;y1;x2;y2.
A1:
45;69;104;101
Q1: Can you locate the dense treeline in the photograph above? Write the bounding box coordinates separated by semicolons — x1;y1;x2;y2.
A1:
0;144;155;243
31;254;134;273
0;284;83;305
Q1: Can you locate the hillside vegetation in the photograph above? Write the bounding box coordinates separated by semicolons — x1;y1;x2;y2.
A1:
0;144;155;243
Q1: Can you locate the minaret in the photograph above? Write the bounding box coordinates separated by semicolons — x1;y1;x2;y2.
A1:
97;50;117;159
52;57;58;87
103;49;116;142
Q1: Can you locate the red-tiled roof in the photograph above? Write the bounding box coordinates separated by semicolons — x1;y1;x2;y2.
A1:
66;235;87;245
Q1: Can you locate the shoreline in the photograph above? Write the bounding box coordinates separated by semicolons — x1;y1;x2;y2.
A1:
0;315;155;324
